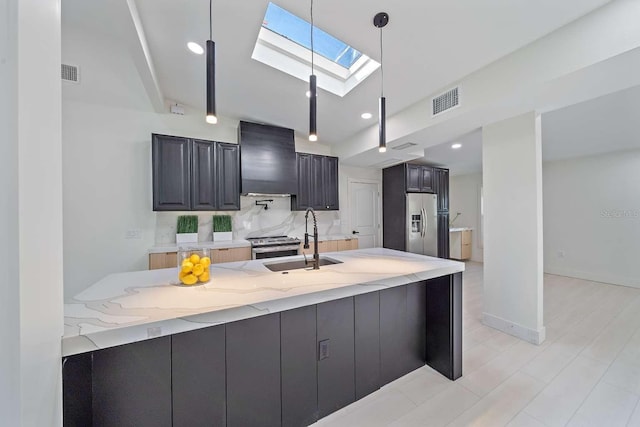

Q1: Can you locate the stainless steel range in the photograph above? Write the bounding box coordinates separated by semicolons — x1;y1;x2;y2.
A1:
247;236;301;259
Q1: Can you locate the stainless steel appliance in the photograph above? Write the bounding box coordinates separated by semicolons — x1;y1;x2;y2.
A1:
247;236;301;259
406;193;438;257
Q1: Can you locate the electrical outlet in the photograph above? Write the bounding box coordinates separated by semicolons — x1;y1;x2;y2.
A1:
125;229;142;240
318;339;330;360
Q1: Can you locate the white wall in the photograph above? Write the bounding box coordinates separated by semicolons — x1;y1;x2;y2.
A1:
449;172;483;262
544;149;640;288
482;112;545;344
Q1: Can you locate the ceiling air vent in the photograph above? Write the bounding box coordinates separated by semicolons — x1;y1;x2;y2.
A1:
432;86;459;116
392;142;417;151
61;64;79;83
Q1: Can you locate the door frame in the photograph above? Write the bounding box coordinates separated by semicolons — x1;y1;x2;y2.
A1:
347;178;382;248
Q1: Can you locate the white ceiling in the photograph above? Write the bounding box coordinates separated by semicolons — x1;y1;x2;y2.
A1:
421;84;640;175
62;0;612;146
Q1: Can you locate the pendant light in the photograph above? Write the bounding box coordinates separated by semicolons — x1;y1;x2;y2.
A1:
206;0;217;124
374;12;389;153
308;0;318;141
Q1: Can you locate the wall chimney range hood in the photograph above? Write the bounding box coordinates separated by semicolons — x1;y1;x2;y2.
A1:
238;121;297;196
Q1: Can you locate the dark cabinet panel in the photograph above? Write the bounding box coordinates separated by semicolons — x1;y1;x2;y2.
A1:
438;213;450;259
294;153;313;210
383;165;407;251
435;168;449;212
354;292;381;400
406;164;422;192
426;273;463;380
226;314;281;427
281;306;319;427
172;325;226;427
216;142;240;210
317;297;355;417
63;353;92;427
420;167;434;192
310;155;325;210
191;139;217;210
323;156;339;210
406;281;427;372
93;337;172;427
380;285;409;385
152;134;191;211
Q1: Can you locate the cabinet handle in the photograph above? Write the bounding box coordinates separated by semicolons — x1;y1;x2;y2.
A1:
217;248;229;251
352;230;360;234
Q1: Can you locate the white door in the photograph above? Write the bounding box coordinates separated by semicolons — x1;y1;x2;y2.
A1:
350;181;380;248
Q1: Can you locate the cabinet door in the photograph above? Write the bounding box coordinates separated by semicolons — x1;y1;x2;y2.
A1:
292;153;313;210
380;286;408;385
149;252;177;270
317;297;355;417
226;314;281;427
406;164;422;192
172;325;226;427
354;292;381;400
406;282;427;372
152;134;191;211
435;168;449;212
310;155;325;210
93;337;172;427
323;156;339;210
281;306;319;427
420;166;434;193
191;139;217;210
216;143;240;210
63;353;93;427
211;247;251;264
438;213;450;259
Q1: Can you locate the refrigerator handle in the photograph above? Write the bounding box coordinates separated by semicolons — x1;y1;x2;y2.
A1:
422;208;427;238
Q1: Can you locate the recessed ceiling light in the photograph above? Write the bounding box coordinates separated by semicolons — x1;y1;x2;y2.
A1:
361;113;372;119
451;143;462;149
187;42;204;55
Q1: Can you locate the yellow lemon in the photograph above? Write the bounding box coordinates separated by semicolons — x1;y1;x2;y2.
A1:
192;263;204;277
189;254;201;264
181;261;193;273
181;274;198;286
200;256;211;267
181;258;192;267
178;270;188;280
199;271;210;283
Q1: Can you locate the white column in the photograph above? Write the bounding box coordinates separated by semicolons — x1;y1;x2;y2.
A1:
482;112;545;345
1;0;64;425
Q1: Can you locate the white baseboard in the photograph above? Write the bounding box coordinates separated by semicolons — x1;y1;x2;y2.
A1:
544;266;640;289
482;312;546;345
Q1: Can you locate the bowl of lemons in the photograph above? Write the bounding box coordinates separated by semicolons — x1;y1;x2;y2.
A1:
176;248;211;286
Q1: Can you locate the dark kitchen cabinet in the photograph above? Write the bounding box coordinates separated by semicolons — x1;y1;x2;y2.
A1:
93;337;172;427
292;153;340;211
62;352;92;427
172;325;226;427
406;163;433;193
152;134;240;211
438;213;450;259
434;168;449;213
226;314;281;427
317;297;355;417
281;306;319;427
354;292;381;400
152;134;192;211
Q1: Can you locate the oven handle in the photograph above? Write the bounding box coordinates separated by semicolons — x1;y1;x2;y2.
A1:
251;244;301;254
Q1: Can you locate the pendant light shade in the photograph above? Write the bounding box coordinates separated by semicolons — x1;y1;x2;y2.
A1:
206;39;217;124
309;74;317;141
308;0;317;142
374;12;389;153
205;0;217;125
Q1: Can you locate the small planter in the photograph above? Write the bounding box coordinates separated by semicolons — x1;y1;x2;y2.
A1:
213;231;233;242
176;215;199;245
176;233;198;244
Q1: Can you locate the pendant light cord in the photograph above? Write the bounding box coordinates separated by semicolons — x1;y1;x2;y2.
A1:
310;0;315;73
209;0;212;40
380;27;384;97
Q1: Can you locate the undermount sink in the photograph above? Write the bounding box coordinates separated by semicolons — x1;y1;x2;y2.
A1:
263;256;343;272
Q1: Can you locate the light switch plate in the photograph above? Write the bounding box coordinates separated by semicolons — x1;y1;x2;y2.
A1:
318;339;330;360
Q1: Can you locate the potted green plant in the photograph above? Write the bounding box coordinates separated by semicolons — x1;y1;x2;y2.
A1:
176;215;199;244
213;215;233;242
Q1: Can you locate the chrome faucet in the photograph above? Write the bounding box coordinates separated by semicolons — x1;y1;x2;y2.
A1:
303;207;320;270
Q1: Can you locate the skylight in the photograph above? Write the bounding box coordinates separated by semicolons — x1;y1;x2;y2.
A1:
263;3;362;69
252;2;379;97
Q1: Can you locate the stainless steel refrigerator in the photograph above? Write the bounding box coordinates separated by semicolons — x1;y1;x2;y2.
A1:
406;193;438;256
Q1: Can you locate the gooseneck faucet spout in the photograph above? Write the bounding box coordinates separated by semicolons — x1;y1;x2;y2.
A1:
304;208;320;270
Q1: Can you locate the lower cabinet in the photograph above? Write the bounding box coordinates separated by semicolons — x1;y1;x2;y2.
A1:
226;314;281;427
63;274;462;426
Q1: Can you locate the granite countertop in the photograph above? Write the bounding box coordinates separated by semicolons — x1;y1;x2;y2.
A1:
449;227;473;232
63;248;464;357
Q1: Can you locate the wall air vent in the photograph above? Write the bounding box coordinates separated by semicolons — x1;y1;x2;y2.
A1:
432;86;459;116
61;64;79;83
392;142;417;151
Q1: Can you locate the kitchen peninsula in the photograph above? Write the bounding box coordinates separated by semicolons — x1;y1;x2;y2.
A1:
63;248;464;427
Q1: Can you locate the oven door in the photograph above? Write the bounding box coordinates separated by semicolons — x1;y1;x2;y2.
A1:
252;244;300;260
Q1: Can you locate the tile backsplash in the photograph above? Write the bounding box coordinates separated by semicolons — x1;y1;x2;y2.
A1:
155;196;343;245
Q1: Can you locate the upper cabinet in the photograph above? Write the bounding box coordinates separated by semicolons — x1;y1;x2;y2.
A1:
434;168;449;213
406;164;433;193
292;153;339;211
152;134;240;211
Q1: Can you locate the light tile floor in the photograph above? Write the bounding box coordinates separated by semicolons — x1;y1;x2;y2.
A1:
311;262;640;427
